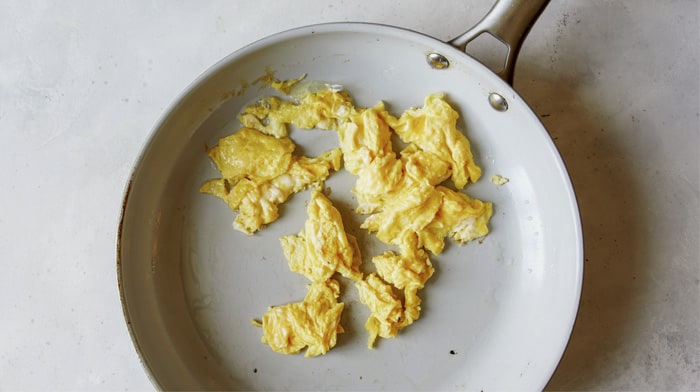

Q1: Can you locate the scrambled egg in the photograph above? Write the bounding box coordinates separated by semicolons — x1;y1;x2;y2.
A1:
205;127;295;182
372;234;434;292
387;93;482;189
355;273;404;346
252;279;344;357
239;88;353;138
204;74;494;354
491;174;509;185
329;93;492;257
280;190;363;283
361;184;492;255
254;70;307;96
356;233;434;347
200;128;342;234
333;93;490;347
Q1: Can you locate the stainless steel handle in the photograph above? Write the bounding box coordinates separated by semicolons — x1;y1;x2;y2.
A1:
450;0;550;85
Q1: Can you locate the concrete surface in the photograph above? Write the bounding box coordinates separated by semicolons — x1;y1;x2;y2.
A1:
1;0;698;390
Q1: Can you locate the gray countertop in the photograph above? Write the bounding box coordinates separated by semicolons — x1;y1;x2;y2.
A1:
1;1;698;390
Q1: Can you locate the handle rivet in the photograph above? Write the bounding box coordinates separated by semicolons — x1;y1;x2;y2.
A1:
427;52;450;69
488;92;508;111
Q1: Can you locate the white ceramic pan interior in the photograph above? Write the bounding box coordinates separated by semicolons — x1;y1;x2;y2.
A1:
118;6;582;391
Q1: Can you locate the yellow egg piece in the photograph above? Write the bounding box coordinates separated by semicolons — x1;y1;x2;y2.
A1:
360;181;444;252
387;93;482;188
427;186;493;247
280;189;363;283
491;174;509;185
337;101;394;174
200;127;342;234
355;273;404;348
206;127;295;182
372;233;434;292
255;279;345;357
240;88;355;137
355;234;434;349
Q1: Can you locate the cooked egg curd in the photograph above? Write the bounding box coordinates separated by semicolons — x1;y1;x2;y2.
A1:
281;190;363;283
253;279;344;357
387;93;482;189
239;88;354;138
200;128;341;234
356;233;434;348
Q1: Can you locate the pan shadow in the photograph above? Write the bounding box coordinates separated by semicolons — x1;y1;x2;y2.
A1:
511;62;649;389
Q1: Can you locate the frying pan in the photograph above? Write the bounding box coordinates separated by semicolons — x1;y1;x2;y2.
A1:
117;0;583;390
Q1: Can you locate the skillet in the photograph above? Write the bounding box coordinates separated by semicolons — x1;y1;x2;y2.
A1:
117;0;583;389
